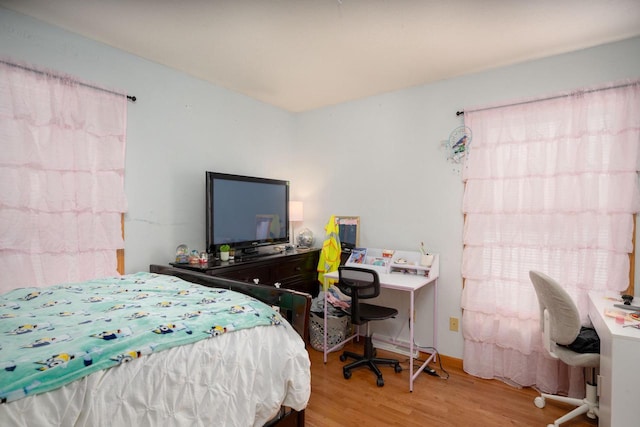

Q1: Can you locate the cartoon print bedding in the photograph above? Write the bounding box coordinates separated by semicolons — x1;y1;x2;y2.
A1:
0;272;283;403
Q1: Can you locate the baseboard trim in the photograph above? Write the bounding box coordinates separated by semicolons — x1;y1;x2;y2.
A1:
372;338;420;358
420;352;463;370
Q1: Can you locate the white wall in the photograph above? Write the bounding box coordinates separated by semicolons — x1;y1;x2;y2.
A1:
2;7;639;359
0;7;295;273
288;37;640;358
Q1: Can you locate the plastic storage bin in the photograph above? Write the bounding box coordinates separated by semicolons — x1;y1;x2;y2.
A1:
309;311;351;352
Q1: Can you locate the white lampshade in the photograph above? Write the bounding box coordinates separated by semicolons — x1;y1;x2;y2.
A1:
289;201;304;222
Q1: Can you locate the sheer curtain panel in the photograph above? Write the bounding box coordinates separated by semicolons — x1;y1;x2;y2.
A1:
0;62;127;293
461;81;640;396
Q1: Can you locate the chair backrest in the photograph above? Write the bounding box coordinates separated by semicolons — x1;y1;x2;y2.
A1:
529;270;582;356
337;266;380;324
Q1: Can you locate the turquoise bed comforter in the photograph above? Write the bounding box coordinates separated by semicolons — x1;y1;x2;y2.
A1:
0;272;283;403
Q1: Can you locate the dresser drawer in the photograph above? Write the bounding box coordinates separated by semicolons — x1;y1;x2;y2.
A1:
213;265;271;285
272;258;304;280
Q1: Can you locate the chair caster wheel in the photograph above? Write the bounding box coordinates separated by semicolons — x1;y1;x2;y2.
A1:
534;396;545;408
394;364;402;373
343;370;352;380
376;377;384;387
339;354;347;362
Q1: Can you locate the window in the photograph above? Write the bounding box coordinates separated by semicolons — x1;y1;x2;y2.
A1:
0;61;128;292
461;81;640;395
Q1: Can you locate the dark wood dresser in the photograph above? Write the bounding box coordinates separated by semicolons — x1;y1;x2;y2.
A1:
169;249;320;297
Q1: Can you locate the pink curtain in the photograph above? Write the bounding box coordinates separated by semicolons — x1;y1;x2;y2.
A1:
461;81;640;396
0;62;127;293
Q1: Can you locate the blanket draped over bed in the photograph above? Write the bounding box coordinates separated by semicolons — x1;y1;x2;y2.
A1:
0;272;284;403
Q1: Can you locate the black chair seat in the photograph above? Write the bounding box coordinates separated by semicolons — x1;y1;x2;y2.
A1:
344;302;398;323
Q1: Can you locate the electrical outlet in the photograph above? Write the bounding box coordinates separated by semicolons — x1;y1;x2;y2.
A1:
449;317;459;332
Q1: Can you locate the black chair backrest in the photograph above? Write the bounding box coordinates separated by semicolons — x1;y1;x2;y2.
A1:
337;266;380;324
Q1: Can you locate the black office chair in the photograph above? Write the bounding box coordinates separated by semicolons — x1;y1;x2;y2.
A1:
337;266;402;387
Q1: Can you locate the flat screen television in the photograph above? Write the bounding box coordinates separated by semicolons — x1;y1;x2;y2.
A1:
206;171;290;254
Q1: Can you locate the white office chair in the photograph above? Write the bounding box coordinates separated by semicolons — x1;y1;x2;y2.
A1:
529;271;599;427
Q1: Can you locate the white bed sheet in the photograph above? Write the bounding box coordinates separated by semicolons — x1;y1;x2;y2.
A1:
0;322;310;427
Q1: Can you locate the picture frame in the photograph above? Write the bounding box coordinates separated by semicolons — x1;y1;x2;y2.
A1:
335;216;360;251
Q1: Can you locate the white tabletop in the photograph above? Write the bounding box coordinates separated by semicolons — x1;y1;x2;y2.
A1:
588;291;640;342
324;269;437;291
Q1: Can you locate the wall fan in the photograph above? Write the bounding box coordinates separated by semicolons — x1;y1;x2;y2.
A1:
447;125;472;163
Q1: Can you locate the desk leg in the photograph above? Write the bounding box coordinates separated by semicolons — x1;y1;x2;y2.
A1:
322;278;358;363
409;280;439;392
409;290;415;392
323;282;328;363
433;279;438;353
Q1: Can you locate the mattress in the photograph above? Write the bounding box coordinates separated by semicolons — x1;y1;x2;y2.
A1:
0;273;311;426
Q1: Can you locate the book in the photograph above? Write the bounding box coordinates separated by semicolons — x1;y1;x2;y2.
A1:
348;247;367;264
604;308;640;322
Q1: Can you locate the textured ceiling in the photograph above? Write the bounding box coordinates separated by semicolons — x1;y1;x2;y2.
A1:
2;0;640;112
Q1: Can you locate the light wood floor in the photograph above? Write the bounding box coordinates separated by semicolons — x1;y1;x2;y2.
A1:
305;341;598;427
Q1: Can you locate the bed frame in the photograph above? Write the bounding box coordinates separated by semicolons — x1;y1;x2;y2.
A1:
149;264;310;427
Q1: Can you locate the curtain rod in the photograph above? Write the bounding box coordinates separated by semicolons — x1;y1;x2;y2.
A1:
0;59;137;102
455;80;639;116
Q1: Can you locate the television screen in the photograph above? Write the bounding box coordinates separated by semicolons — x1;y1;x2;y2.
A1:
206;172;289;253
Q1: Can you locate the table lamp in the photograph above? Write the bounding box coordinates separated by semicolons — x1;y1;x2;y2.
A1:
289;201;303;247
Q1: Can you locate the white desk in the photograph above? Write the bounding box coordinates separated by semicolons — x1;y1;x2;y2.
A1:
323;263;438;392
588;292;640;427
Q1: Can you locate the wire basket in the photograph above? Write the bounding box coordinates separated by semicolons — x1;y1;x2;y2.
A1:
309;311;351;352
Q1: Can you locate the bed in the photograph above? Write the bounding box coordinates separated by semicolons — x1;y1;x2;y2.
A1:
0;265;312;427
